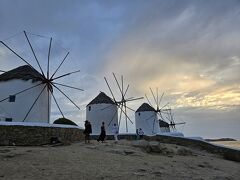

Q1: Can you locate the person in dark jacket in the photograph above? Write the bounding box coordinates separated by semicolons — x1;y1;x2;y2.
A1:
84;120;92;143
97;122;106;143
138;128;144;139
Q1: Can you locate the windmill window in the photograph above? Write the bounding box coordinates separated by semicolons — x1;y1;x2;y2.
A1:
88;106;91;111
138;112;141;116
9;95;16;102
5;118;12;122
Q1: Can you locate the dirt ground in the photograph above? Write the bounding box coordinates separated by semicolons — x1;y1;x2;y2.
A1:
0;140;239;180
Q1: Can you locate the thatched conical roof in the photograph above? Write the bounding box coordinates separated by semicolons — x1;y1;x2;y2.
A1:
87;92;115;106
136;103;155;112
0;65;44;82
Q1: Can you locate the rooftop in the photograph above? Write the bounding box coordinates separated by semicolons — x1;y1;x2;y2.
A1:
0;65;44;82
87;92;116;106
136;103;156;112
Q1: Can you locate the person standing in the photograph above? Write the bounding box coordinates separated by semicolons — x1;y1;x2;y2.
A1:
112;123;119;143
84;120;92;143
136;128;140;140
97;122;106;143
138;128;144;139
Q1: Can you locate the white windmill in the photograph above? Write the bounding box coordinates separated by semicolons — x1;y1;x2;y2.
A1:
86;73;143;134
135;88;185;136
0;31;83;123
86;91;118;135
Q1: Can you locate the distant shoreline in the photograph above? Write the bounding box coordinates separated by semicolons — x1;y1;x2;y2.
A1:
205;138;237;142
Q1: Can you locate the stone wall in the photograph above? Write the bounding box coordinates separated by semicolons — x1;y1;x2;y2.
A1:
145;135;240;162
91;134;137;140
0;124;84;146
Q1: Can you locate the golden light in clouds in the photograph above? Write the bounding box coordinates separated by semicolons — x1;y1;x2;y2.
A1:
141;74;214;92
104;44;239;111
176;85;240;110
138;73;239;110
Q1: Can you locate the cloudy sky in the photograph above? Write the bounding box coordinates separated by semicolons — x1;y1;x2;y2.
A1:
0;0;239;139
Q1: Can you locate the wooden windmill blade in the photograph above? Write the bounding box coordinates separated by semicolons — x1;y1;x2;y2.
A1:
125;97;144;102
50;89;65;118
158;92;164;109
0;82;43;103
112;73;124;98
167;108;186;127
107;108;118;127
23;84;47;121
23;31;45;77
123;84;129;97
104;76;117;103
0;31;84;123
124;103;128;132
0;40;36;70
145;94;153;107
160;102;170;111
149;87;158;109
174;122;186;125
104;73;143;132
50;52;70;79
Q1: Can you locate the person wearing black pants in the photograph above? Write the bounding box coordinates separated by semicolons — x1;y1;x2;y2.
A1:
97;122;106;143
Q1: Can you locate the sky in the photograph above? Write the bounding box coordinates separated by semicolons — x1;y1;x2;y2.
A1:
0;0;239;139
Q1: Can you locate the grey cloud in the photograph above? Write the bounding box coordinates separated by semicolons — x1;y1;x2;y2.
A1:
0;0;240;138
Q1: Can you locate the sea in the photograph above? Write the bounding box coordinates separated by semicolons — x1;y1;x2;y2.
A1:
211;140;240;150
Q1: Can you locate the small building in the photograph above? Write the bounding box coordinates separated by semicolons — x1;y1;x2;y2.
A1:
0;65;50;123
159;120;170;133
86;92;118;135
135;103;160;135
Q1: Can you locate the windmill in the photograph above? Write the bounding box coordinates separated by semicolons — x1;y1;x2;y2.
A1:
145;88;171;133
136;88;185;135
0;31;83;123
103;73;143;132
164;107;186;131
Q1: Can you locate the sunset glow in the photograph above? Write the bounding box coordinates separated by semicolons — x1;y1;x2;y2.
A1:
0;0;239;139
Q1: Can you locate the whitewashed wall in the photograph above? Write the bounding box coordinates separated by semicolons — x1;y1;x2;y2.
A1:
160;127;170;133
0;79;50;123
86;103;118;135
135;111;160;135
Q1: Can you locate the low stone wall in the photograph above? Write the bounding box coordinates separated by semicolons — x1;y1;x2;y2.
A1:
0;124;84;146
91;134;240;161
145;135;240;162
91;134;137;140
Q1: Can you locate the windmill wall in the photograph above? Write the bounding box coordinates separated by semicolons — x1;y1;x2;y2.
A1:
160;127;170;133
135;111;160;135
86;103;118;135
0;79;50;123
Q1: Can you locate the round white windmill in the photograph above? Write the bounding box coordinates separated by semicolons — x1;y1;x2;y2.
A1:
86;91;118;135
0;31;83;123
135;88;185;135
135;102;160;135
